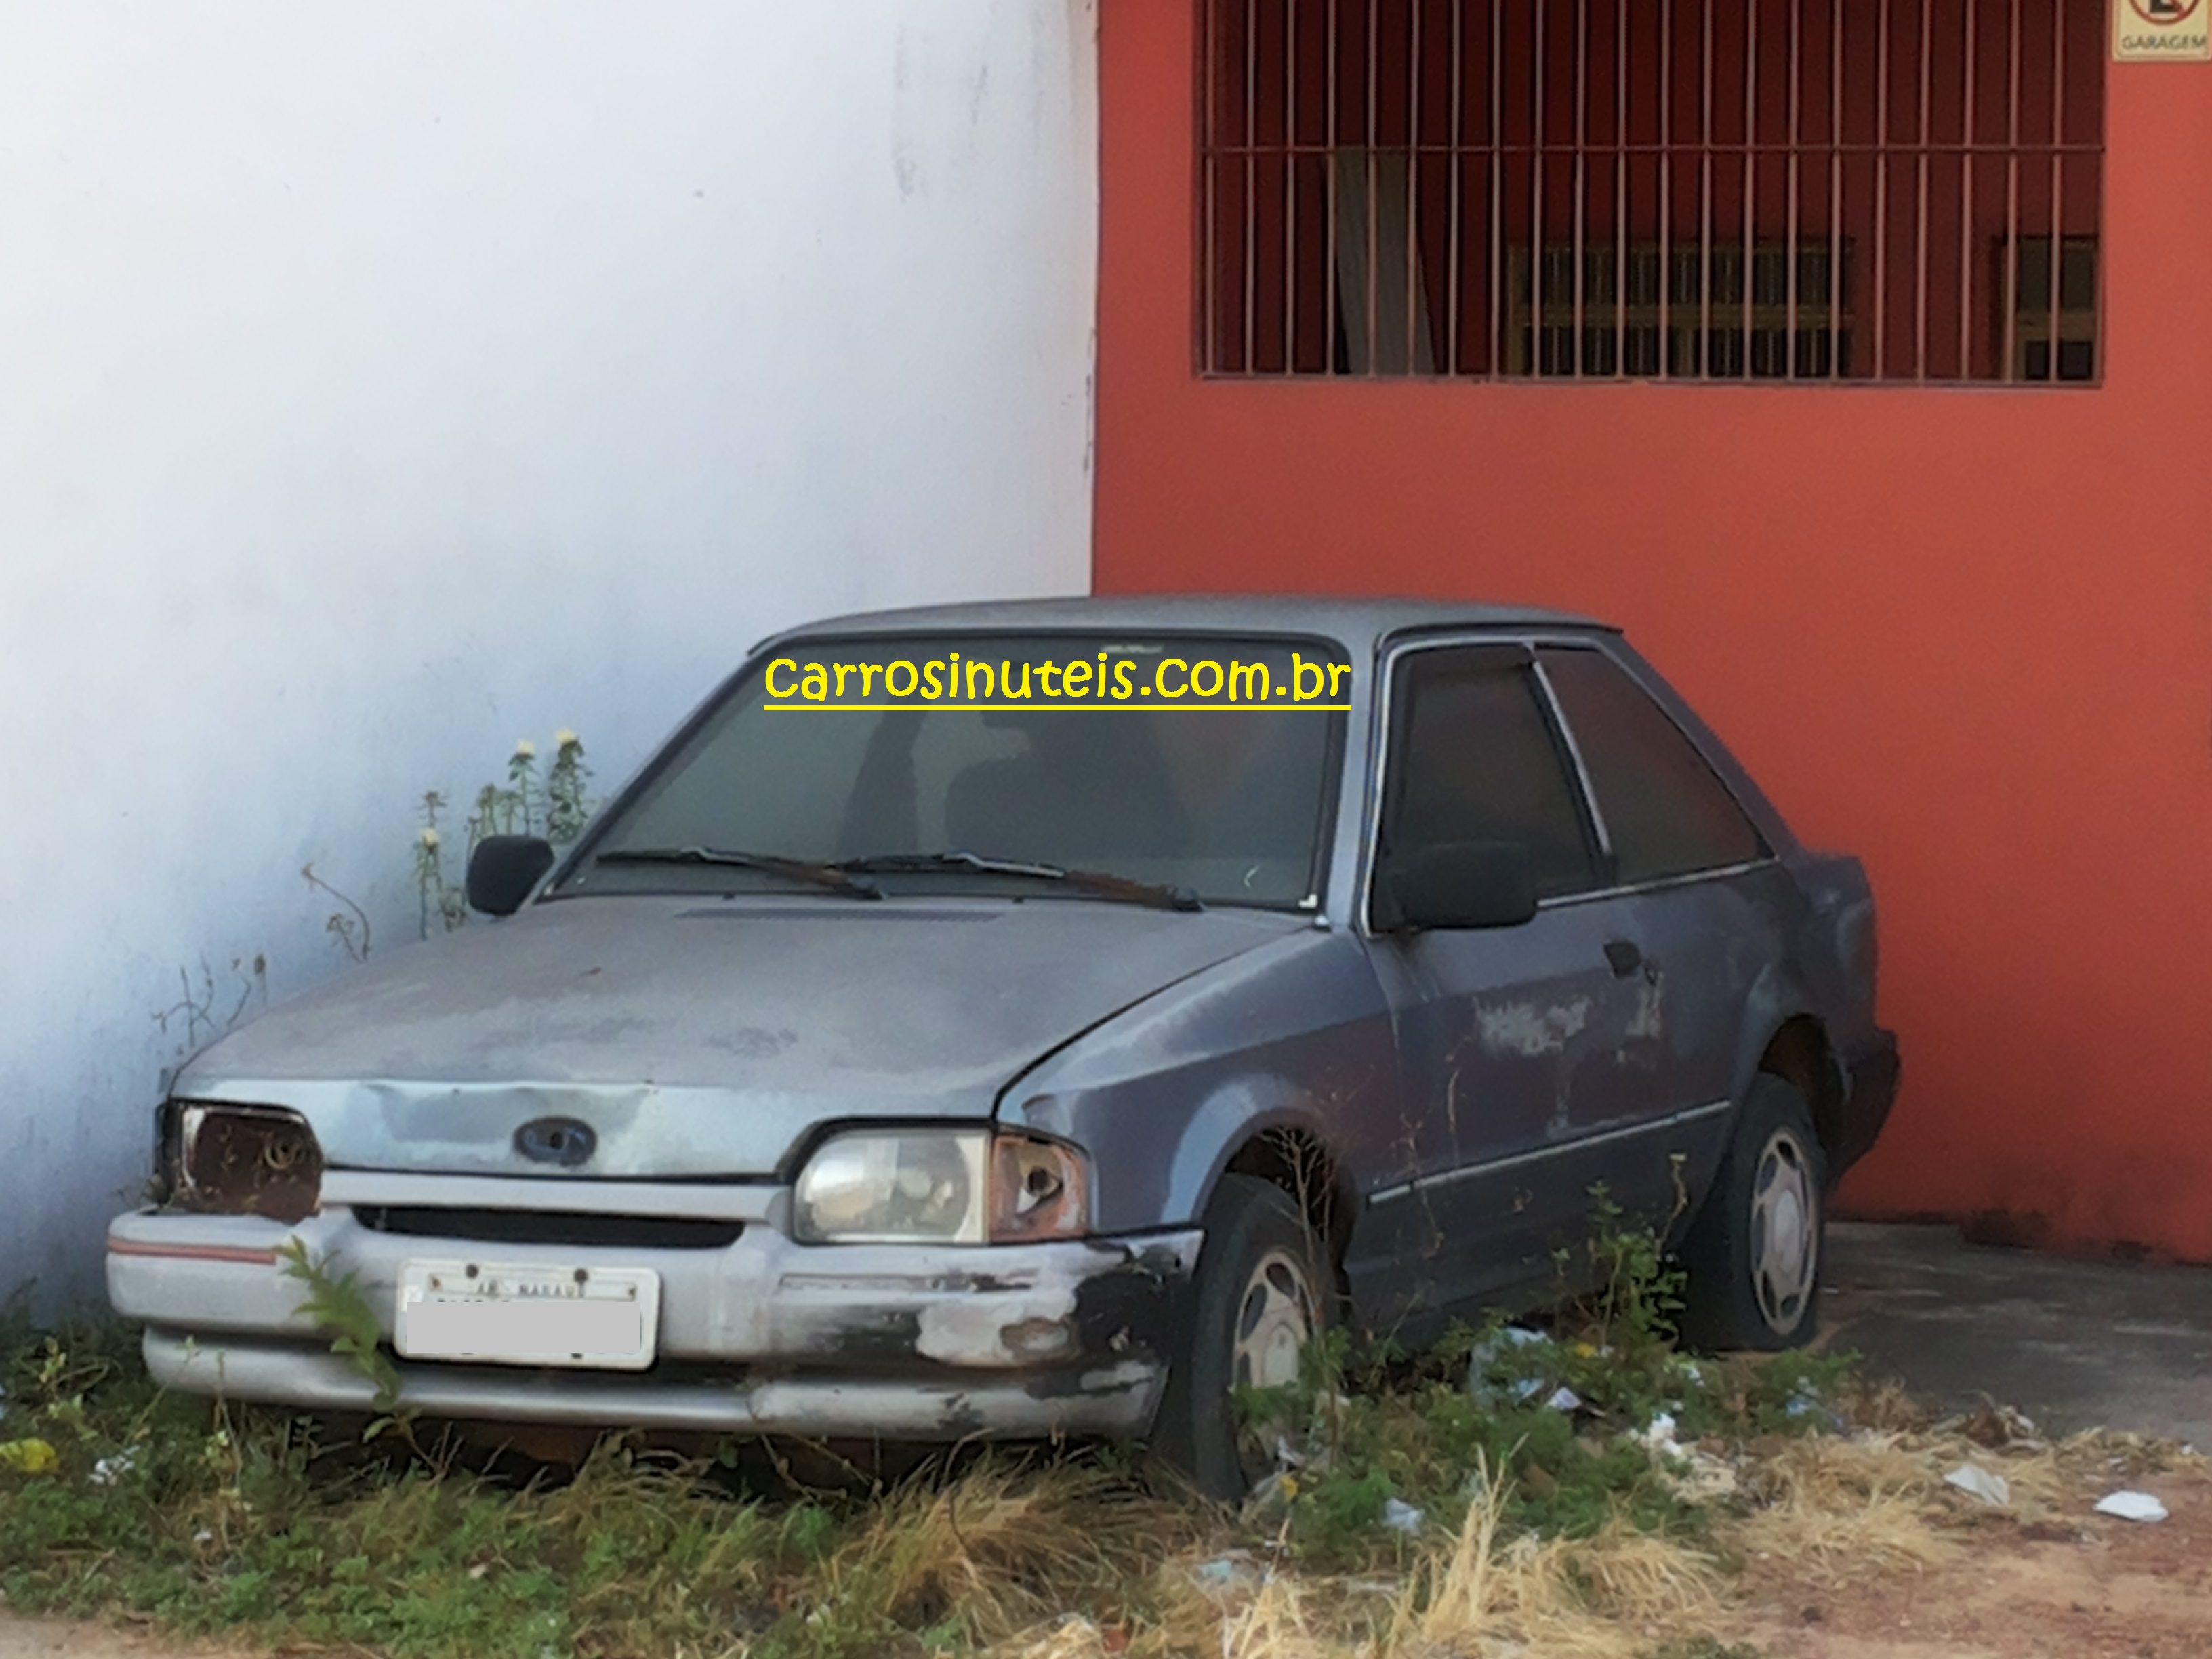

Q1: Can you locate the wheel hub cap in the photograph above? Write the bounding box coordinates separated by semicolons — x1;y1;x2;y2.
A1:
1749;1130;1818;1333
1233;1248;1317;1391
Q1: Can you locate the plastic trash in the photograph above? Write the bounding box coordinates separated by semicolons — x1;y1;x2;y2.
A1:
0;1437;58;1476
88;1451;138;1486
1191;1554;1261;1589
1943;1463;2011;1507
1467;1326;1553;1402
2094;1490;2169;1523
1380;1497;1425;1534
1629;1412;1738;1499
1544;1385;1582;1413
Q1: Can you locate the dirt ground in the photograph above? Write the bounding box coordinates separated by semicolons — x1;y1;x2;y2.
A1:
1731;1469;2211;1659
0;1618;217;1659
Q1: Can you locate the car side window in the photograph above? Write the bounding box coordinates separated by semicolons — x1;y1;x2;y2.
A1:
1380;647;1601;899
1539;647;1765;884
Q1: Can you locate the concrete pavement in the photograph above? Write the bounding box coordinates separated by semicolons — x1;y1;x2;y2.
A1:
1823;1220;2212;1446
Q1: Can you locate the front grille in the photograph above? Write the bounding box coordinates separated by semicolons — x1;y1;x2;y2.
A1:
354;1206;743;1250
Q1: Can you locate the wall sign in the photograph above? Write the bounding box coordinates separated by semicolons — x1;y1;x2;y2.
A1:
2114;0;2211;60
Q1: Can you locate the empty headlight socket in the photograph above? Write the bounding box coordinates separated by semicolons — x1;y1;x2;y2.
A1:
164;1101;325;1224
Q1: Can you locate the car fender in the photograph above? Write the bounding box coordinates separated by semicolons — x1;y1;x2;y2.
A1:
998;929;1401;1237
1016;1070;1355;1240
1727;962;1847;1129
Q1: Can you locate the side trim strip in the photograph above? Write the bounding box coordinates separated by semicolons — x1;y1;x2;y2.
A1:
107;1237;281;1267
1368;1099;1734;1206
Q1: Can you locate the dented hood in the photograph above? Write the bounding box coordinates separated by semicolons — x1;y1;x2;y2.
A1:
175;894;1303;1179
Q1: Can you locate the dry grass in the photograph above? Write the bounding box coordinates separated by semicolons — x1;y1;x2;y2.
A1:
1411;1516;1726;1659
1724;1433;1958;1581
835;1461;1197;1647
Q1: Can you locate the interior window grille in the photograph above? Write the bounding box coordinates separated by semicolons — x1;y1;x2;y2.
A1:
1199;0;2106;384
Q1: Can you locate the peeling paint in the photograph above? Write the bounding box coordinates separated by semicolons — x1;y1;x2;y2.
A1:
1626;976;1665;1040
1477;998;1592;1057
915;1279;1078;1366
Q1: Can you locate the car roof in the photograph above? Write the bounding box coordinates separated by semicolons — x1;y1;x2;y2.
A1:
760;594;1614;655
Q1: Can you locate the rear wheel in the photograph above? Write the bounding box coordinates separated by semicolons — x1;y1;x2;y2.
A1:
1150;1175;1328;1500
1677;1073;1826;1351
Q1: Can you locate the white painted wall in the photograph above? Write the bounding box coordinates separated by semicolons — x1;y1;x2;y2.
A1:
0;1;1098;1312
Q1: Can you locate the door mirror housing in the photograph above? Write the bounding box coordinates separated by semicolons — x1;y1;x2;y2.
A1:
1376;840;1539;932
467;835;556;917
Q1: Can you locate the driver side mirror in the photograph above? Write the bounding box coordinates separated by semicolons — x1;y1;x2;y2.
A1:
466;834;556;917
1375;840;1539;932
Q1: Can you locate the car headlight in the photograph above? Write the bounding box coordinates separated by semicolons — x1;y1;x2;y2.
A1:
165;1101;323;1223
793;1130;1090;1245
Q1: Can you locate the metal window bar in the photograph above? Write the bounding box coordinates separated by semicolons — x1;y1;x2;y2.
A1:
1198;0;2103;385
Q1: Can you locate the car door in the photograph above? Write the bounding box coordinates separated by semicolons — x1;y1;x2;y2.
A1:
1534;644;1782;1233
1357;642;1655;1328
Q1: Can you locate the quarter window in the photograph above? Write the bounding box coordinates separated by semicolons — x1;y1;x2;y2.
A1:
1382;647;1599;899
1540;648;1764;884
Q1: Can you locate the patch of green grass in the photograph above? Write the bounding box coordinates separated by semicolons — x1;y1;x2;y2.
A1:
1234;1194;1860;1572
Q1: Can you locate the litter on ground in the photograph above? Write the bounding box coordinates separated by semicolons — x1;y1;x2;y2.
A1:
2094;1490;2170;1523
1943;1462;2013;1507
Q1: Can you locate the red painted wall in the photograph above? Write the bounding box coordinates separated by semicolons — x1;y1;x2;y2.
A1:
1094;1;2212;1258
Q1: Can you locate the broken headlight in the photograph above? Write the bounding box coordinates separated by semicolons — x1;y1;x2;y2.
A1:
792;1130;1089;1245
163;1101;324;1223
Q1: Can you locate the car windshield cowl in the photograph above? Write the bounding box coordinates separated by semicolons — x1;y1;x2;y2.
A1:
594;846;882;900
835;850;1204;912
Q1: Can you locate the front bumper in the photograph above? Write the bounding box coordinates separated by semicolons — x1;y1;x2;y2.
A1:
108;1200;1200;1441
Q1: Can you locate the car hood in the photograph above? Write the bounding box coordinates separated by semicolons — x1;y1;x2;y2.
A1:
177;894;1306;1179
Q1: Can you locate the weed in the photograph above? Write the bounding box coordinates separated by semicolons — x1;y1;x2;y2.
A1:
414;731;595;937
1553;1181;1686;1357
274;1237;404;1422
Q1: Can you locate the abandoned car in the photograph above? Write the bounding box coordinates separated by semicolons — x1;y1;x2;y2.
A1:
108;597;1896;1494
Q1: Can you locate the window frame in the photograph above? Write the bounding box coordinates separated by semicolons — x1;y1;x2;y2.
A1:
1359;631;1775;935
1193;0;2110;389
1373;639;1609;903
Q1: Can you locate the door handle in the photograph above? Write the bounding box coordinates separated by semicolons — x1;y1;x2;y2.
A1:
1603;939;1643;977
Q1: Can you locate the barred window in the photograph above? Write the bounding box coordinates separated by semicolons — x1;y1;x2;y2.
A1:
1199;0;2104;384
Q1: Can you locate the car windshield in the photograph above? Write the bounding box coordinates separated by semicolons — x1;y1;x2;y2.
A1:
556;632;1350;908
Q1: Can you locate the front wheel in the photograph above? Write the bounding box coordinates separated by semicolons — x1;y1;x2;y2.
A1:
1150;1175;1328;1500
1676;1074;1826;1351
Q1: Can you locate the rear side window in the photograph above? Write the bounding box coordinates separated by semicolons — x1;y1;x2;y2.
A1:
1540;649;1765;884
1383;647;1599;899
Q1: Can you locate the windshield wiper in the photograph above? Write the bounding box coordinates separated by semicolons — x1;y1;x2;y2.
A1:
836;851;1202;913
596;846;882;900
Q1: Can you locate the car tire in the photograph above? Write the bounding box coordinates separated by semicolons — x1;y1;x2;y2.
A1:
1149;1174;1329;1502
1676;1073;1826;1351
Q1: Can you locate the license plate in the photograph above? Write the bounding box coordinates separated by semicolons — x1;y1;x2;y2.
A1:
395;1261;661;1371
